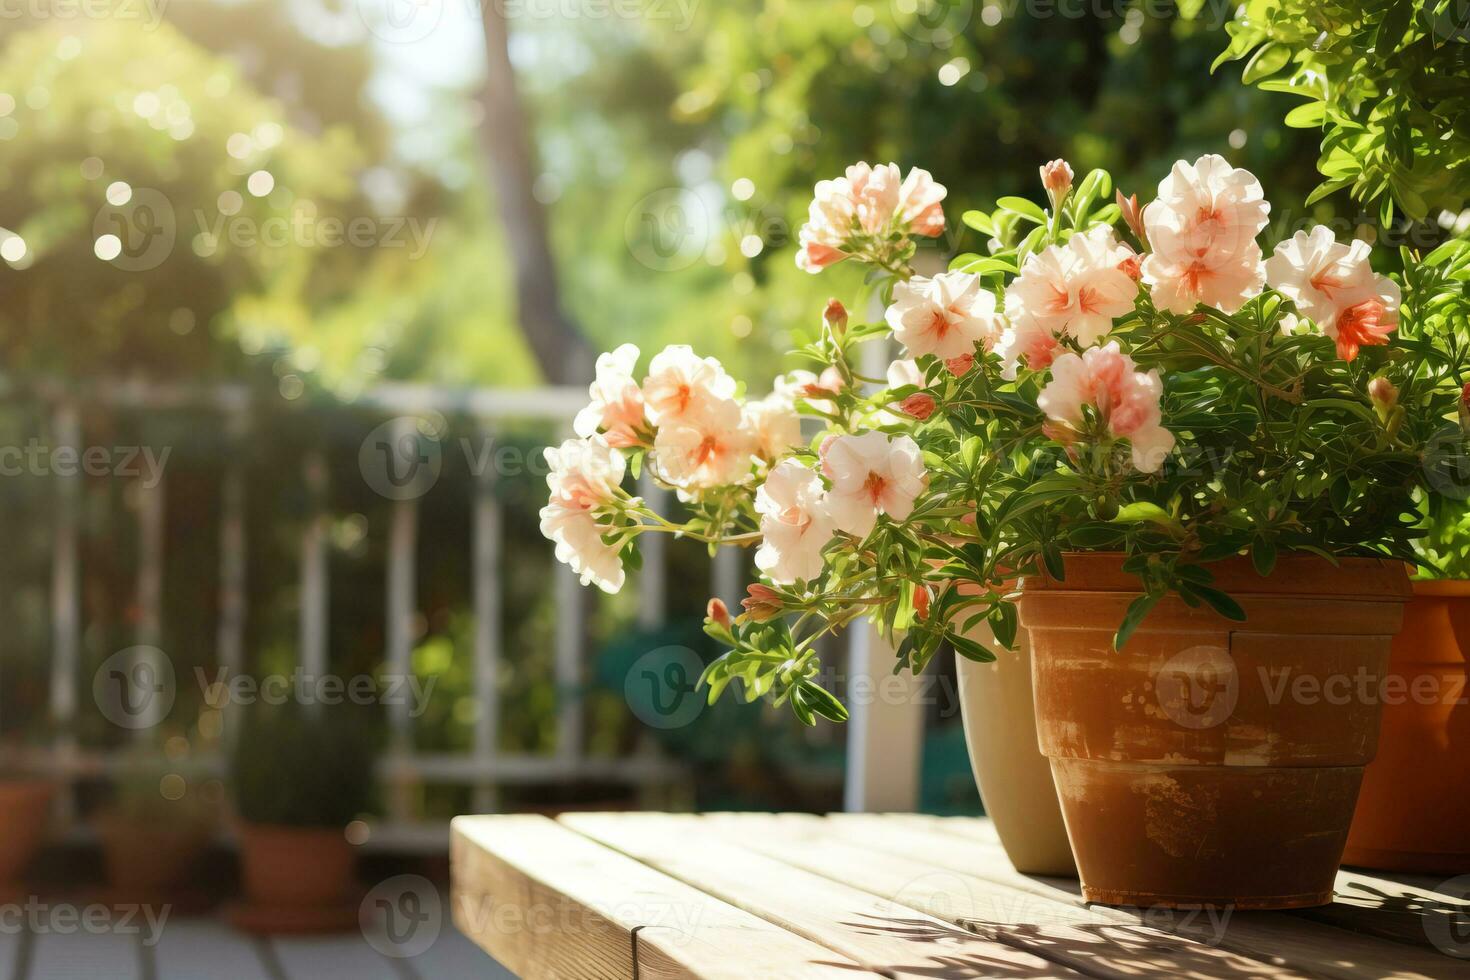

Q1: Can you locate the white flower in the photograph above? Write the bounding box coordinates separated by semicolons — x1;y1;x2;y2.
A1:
539;437;626;593
573;343;645;448
641;345;737;427
1004;226;1138;349
743;390;803;462
820;431;927;538
1265;226;1400;329
1140;154;1270;314
886;271;1004;359
754;460;835;585
652;396;755;489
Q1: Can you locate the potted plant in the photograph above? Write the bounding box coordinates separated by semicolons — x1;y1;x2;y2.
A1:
0;754;54;901
1344;496;1470;872
543;151;1470;908
227;704;377;933
94;750;218;908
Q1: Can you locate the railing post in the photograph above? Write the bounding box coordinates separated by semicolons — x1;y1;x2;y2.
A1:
636;470;667;630
471;422;502;812
215;402;248;745
49;401;80;820
554;427;584;764
132;461;167;736
299;450;329;711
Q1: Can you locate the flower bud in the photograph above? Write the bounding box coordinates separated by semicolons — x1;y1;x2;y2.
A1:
706;598;732;629
944;353;975;377
1117;253;1142;282
913;584;931;621
1116;190;1147;247
823;298;848;338
1461;381;1470;412
1368;377;1398;409
1040;159;1073;208
741;584;784;622
900;392;937;421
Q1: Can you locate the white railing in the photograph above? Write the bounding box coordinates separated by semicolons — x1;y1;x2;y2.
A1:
12;377;920;848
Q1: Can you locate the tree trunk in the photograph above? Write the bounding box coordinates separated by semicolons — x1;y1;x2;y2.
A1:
478;7;593;385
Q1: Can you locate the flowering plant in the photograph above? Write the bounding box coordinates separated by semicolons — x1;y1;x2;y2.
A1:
542;154;1470;724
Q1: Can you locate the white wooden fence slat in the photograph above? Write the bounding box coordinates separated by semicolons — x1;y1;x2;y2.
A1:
843;623;925;813
216;408;248;745
133;471;167;735
472;425;502;813
27;928;140;980
48;402;80;822
636;470;667;629
299;450;330;700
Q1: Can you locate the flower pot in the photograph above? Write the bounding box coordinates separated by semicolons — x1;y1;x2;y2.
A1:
97;813;212;895
1344;579;1470;872
1020;553;1409;909
237;823;356;907
0;781;53;885
955;621;1076;876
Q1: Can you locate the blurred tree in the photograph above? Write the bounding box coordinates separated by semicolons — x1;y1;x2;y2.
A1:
0;19;364;381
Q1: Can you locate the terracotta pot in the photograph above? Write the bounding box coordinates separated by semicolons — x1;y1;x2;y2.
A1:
0;781;53;883
1020;553;1409;909
1344;579;1470;872
237;824;356;907
97;814;212;893
956;620;1076;876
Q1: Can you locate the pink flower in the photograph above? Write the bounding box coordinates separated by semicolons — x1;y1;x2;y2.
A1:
898;167;947;237
1141;155;1270;314
796;162;946;273
539;437;627;593
706;597;732;629
1040;159;1073;208
1005;226;1138;348
653;396;755;490
574;344;646;449
1265;227;1400;362
1038;342;1175;473
642;345;737;427
886;271;1004;360
1333;299;1397;363
1116;190;1146;246
755;460;835;585
994;314;1062;380
900;393;937;420
742;389;803;462
821;431;927;538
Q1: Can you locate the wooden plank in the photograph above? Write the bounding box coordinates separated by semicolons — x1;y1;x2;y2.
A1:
705;813;1313;980
268;934;402;980
413;922;517;979
560;811;1086;979
1299;867;1470;952
823;814;1460;980
451;814;880;980
150;920;272;980
28;929;140;980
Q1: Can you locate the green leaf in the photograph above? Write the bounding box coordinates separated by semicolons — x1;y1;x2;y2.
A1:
948;630;997;663
1284;101;1326;128
1252;539;1278;577
1114;593;1159;651
1113;501;1186;537
1241;42;1290;84
996;196;1047;224
1184;584;1248;622
962;210;996;235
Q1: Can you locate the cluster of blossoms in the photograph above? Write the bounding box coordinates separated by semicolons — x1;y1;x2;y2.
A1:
545;149;1457;721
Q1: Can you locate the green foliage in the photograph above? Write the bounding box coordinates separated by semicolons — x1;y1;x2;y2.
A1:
230;704;378;827
1207;0;1470;222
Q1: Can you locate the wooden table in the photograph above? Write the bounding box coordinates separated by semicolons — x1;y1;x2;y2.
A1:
450;812;1469;979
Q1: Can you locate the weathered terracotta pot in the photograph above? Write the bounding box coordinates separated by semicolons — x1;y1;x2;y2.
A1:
1020;553;1409;909
0;781;53;884
97;813;212;894
956;621;1076;876
237;823;355;907
1344;579;1470;872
